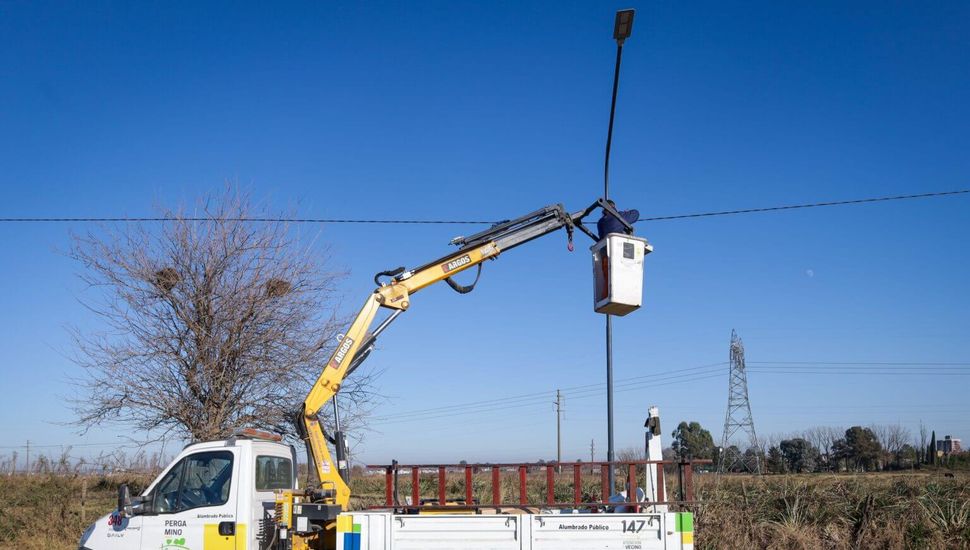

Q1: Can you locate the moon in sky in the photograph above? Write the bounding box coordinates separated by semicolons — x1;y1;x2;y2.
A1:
805;269;815;278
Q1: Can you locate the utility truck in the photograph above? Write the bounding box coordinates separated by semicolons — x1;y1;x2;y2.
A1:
78;200;698;550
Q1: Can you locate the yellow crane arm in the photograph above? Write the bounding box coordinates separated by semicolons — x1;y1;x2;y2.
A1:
300;241;500;506
297;200;634;508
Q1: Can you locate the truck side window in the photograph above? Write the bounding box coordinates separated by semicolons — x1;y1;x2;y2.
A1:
255;456;292;491
151;451;234;513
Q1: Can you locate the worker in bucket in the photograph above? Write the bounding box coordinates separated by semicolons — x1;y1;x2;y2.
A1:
597;199;639;239
609;477;647;513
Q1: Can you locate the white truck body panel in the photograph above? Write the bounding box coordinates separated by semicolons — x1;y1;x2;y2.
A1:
337;511;694;550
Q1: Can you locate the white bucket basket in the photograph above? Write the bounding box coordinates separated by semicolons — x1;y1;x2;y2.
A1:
591;233;652;316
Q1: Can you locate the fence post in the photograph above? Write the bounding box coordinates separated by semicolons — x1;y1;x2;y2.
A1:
411;468;420;506
678;462;686;502
384;467;394;506
81;478;87;522
573;464;582;505
491;467;501;505
438;467;447;505
465;466;473;505
628;463;638;512
546;465;555;505
684;462;694;502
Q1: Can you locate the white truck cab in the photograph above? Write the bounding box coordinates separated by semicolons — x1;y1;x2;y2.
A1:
79;434;297;550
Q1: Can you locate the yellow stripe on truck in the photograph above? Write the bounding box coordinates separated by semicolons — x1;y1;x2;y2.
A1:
337;515;353;533
204;523;245;549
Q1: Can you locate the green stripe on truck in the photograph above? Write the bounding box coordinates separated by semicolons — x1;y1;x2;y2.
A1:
675;512;693;532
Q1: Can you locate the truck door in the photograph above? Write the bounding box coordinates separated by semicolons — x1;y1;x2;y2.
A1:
140;449;241;550
249;452;295;549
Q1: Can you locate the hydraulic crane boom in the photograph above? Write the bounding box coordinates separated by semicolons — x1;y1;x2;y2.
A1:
296;199;640;511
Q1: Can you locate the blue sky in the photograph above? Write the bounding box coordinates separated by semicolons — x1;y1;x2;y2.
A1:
0;1;967;465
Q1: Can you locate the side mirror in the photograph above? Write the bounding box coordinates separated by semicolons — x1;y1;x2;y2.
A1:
117;484;132;517
118;485;152;517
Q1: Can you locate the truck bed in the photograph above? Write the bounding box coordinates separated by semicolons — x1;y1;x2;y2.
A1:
335;511;694;550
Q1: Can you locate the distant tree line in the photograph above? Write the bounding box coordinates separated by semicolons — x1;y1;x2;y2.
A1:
0;447;170;476
666;420;968;473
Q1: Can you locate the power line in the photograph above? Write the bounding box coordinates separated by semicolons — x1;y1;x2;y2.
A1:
637;189;970;222
581;371;727;399
1;189;966;225
748;361;970;374
370;399;552;426
0;441;144;450
370;362;728;422
370;362;728;423
558;367;728;401
748;369;970;376
370;367;729;426
749;361;970;366
369;376;718;428
369;355;970;426
0;216;494;224
750;365;970;374
7;357;965;445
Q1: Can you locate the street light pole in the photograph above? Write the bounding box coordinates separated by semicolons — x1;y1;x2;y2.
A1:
606;315;615;491
603;8;634;495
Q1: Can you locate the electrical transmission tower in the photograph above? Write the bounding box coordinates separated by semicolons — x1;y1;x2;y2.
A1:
718;330;762;474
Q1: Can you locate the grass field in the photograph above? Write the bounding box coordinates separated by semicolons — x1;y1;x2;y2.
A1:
0;473;153;550
2;470;967;549
695;472;970;549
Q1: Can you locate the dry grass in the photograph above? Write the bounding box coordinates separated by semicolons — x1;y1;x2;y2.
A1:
2;470;967;549
0;473;153;550
693;471;970;549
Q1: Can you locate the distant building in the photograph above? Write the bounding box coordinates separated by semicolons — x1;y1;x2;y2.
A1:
936;435;962;454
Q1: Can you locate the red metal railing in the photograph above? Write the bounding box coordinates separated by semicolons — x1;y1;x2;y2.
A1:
366;459;712;511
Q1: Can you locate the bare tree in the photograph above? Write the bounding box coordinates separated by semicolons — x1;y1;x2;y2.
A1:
825;426;844;459
616;447;646;462
870;423;910;469
801;426;844;471
804;427;829;469
886;423;911;467
2;452;16;476
68;190;378;443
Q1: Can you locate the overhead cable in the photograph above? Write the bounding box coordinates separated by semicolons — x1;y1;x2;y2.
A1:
637;189;969;222
1;189;966;225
